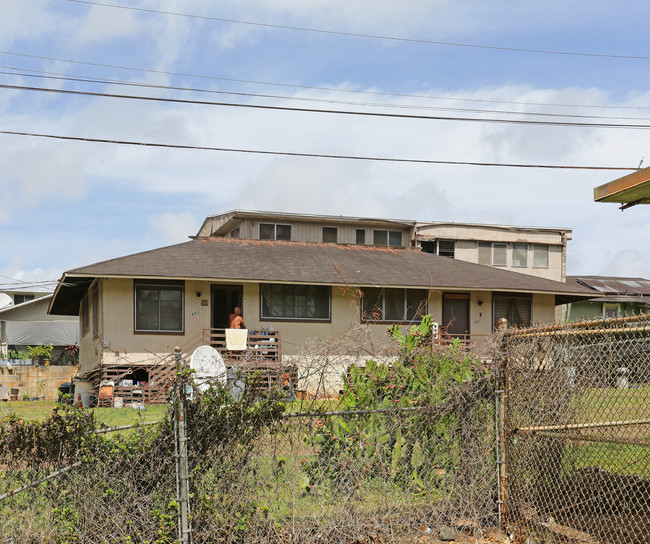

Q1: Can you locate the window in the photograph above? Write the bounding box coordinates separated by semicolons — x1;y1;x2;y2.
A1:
478;242;492;265
356;229;366;244
92;283;99;337
261;284;330;320
512;243;528;268
322;227;338;243
230;227;240;239
420;241;437;254
134;281;184;333
493;243;507;266
493;294;532;330
259;223;292;241
13;294;35;305
373;229;404;246
81;294;89;335
533;244;549;268
438;240;455;258
373;229;388;245
603;303;621;319
361;288;428;323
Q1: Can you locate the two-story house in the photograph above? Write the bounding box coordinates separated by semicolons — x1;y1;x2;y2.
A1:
49;209;592;400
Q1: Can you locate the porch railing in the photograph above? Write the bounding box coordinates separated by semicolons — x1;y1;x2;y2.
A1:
435;330;489;350
201;328;282;362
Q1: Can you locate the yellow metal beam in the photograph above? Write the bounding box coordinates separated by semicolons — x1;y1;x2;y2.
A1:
594;166;650;205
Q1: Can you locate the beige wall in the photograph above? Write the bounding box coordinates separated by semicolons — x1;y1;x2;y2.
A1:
417;224;569;282
230;219;410;246
78;278;561;370
0;364;78;401
452;242;564;282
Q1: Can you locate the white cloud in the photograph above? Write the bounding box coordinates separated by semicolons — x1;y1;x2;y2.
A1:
149;212;200;243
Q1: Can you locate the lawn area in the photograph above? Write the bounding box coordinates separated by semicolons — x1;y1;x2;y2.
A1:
0;399;168;428
575;384;650;424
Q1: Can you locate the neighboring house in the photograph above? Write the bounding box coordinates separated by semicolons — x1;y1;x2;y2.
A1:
0;288;51;308
0;295;79;363
49;213;593;392
562;276;650;321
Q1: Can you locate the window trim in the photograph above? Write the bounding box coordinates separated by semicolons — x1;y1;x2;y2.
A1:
260;284;332;322
361;287;428;324
133;280;185;335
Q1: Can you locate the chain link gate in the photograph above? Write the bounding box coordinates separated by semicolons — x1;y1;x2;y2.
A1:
498;315;650;544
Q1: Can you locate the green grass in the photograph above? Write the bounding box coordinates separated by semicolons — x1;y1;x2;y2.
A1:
0;400;168;429
574;384;650;424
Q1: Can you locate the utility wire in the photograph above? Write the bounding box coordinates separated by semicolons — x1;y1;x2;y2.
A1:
0;129;636;171
4;67;650;122
67;0;650;61
5;83;650;129
1;50;647;112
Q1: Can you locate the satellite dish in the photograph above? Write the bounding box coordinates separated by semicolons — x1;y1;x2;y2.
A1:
0;293;14;310
189;345;226;392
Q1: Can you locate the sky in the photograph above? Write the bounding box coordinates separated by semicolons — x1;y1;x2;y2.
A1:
2;0;650;294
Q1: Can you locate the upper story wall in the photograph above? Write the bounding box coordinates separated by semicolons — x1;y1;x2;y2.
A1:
415;223;571;283
198;211;414;247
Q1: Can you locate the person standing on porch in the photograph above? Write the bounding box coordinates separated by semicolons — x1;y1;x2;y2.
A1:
229;307;245;329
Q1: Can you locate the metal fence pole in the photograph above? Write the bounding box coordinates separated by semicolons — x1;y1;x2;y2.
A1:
496;341;508;531
175;346;192;544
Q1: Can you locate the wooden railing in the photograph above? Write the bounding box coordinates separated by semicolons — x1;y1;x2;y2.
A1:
435;331;489;350
201;328;282;362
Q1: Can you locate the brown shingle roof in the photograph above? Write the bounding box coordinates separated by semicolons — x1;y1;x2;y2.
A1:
62;237;591;292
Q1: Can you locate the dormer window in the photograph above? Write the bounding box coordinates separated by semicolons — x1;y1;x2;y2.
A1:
322;227;338;243
373;230;403;246
260;223;292;241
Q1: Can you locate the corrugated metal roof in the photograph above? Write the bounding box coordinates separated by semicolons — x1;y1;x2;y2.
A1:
568;276;650;296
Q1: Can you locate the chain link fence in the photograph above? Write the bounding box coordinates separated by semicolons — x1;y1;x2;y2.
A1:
0;325;499;543
499;314;650;544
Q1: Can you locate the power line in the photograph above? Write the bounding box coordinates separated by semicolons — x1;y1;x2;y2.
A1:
1;50;647;112
5;67;650;122
0;129;636;171
67;0;650;61
5;83;650;129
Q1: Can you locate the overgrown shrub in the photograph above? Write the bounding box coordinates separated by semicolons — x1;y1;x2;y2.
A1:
303;317;491;498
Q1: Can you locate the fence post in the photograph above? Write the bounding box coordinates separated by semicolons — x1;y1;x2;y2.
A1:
174;346;192;544
495;338;508;531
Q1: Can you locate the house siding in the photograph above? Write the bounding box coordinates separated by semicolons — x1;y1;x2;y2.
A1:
80;278;560;372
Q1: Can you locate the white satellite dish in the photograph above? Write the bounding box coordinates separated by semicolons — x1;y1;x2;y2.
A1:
0;293;14;310
189;345;226;392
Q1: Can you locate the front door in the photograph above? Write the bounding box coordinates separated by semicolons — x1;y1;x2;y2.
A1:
211;285;243;329
442;293;470;336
